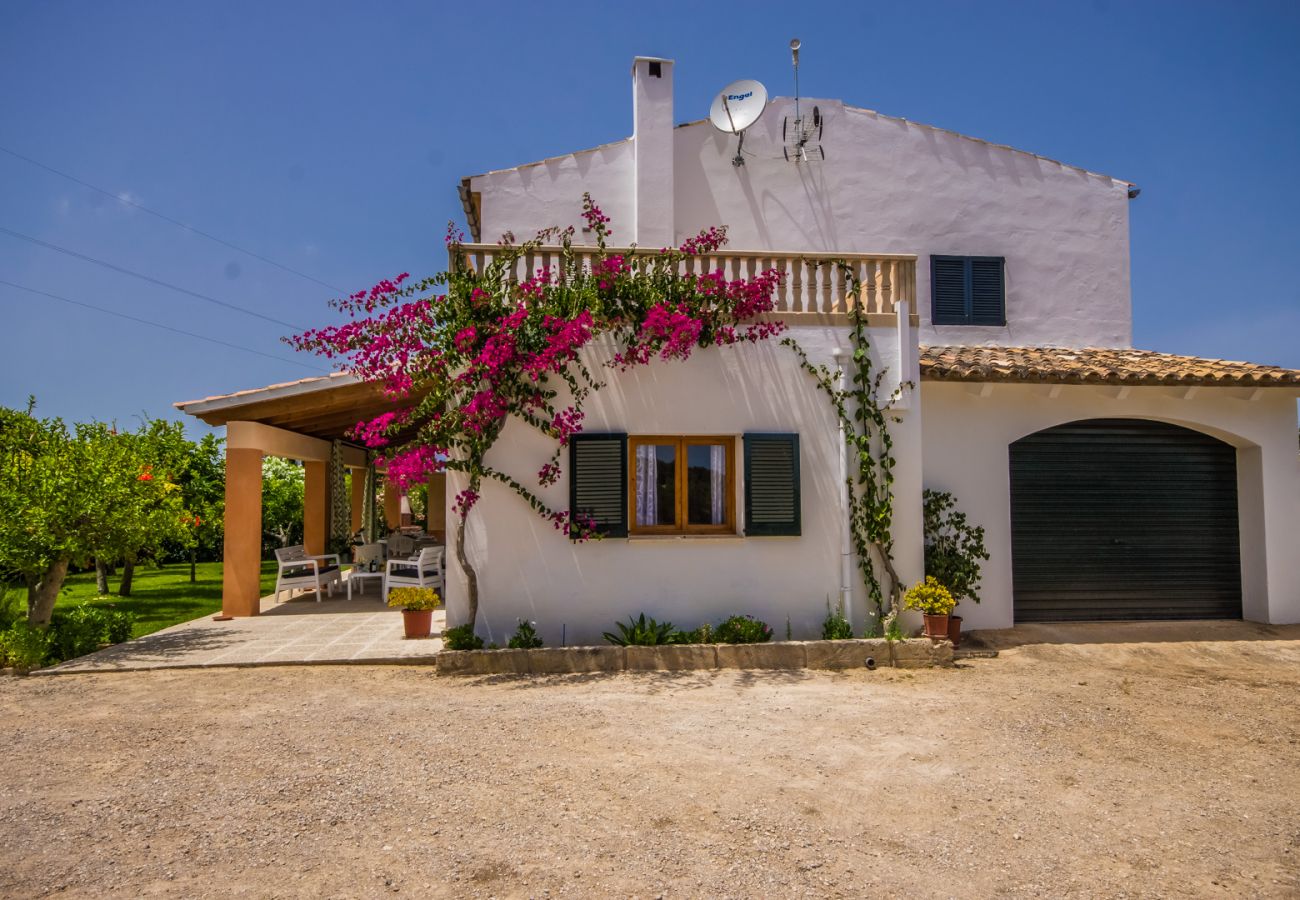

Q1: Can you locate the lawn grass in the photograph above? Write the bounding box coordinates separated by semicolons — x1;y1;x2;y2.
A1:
4;561;279;639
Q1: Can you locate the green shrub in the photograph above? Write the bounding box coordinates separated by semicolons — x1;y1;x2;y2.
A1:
1;623;52;671
0;588;23;631
443;623;484;651
672;623;714;644
48;605;107;662
103;610;136;644
603;613;679;646
507;619;543;649
714;614;773;644
822;601;854;640
923;489;990;605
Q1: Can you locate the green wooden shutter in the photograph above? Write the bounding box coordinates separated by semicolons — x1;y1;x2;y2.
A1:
931;255;1005;325
930;255;969;324
744;433;800;536
569;433;627;538
970;257;1005;325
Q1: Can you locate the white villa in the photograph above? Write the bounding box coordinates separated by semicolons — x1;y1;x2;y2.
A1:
180;56;1300;644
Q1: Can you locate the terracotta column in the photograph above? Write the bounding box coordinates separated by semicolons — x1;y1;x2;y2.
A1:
427;472;447;541
303;460;328;556
384;478;402;530
222;448;263;617
350;468;366;533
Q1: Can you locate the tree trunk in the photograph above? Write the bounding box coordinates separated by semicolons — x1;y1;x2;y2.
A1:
27;557;70;627
119;553;136;598
95;558;111;595
190;548;197;584
453;514;478;632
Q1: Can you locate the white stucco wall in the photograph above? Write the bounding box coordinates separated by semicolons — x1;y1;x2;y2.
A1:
920;383;1300;627
470;64;1134;350
444;324;924;646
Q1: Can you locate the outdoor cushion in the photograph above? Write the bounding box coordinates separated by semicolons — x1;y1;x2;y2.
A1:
281;564;338;579
388;565;438;579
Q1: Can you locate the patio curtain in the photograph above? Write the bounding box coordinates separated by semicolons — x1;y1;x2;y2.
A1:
709;444;725;525
635;444;656;526
362;456;379;544
328;440;350;551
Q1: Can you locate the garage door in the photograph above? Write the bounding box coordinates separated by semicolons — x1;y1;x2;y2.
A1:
1009;418;1241;622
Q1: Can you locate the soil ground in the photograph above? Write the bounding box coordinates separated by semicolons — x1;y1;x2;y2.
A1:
1;622;1298;898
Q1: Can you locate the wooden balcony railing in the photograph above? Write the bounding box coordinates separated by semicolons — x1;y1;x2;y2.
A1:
453;244;916;320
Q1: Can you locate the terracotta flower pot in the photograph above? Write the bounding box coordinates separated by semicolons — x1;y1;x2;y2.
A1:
402;609;433;639
947;614;963;649
922;613;950;642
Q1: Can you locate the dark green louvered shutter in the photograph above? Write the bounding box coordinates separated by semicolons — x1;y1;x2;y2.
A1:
931;255;1005;325
569;433;627;538
931;256;968;324
743;433;800;536
970;257;1005;325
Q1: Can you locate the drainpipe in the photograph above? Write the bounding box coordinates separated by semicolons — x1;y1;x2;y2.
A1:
831;348;853;625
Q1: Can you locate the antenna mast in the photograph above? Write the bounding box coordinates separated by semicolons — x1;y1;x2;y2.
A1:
783;37;825;163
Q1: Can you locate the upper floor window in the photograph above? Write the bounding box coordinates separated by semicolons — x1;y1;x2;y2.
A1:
931;255;1005;326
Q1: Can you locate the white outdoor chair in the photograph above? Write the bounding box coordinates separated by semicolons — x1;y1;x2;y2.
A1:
384;546;445;600
387;533;415;558
273;545;342;602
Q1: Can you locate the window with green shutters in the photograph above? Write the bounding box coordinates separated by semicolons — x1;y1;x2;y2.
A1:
568;433;628;538
930;255;1006;326
743;433;801;536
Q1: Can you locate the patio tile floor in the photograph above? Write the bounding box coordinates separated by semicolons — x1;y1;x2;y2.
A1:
41;576;444;674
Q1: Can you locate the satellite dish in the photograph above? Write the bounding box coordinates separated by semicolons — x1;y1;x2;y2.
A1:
709;79;768;135
709;79;768;167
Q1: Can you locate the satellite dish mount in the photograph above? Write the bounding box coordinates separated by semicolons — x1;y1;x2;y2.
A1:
709;78;768;168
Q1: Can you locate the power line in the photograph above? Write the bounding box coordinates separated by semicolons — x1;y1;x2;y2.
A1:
0;143;346;294
0;225;305;330
0;279;328;373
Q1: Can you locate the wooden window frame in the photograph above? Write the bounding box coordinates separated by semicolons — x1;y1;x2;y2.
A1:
627;435;737;535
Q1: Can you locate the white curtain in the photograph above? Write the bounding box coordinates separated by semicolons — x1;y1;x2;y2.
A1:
636;444;657;526
710;444;725;524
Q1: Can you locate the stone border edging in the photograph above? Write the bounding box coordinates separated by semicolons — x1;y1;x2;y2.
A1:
435;638;953;677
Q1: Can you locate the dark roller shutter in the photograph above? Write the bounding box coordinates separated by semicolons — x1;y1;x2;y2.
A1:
969;257;1005;325
931;256;968;324
744;433;801;536
1009;418;1241;622
569;433;627;538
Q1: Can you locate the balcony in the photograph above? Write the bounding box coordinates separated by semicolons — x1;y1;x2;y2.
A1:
454;244;917;324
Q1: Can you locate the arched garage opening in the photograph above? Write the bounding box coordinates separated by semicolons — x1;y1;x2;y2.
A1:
1009;418;1242;622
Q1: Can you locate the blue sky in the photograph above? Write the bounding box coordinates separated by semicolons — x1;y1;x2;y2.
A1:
2;1;1297;435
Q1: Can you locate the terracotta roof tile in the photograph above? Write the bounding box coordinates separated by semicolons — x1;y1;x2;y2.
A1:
920;346;1300;388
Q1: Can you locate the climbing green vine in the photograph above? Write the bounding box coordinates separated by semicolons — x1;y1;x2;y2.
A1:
782;263;910;634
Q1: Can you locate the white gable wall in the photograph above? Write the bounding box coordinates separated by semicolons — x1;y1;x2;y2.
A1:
471;62;1134;350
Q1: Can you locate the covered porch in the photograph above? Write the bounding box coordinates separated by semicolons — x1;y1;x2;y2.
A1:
175;373;447;618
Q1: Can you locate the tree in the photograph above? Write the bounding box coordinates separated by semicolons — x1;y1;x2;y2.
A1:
0;403;189;625
261;457;304;552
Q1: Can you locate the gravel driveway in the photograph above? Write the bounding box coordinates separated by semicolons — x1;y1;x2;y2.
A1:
2;622;1298;898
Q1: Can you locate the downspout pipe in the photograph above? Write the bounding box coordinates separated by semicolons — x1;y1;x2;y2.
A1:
831;348;853;626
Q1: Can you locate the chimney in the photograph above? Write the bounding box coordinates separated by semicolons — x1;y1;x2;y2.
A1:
632;57;674;247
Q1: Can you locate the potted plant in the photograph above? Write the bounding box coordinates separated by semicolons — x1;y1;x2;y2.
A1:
903;576;956;642
387;587;441;639
923;490;989;649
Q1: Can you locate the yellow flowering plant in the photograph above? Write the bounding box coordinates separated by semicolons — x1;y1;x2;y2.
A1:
902;576;956;616
387;587;441;611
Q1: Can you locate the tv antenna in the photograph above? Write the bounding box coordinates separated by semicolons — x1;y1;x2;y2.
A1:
783;38;824;162
709;78;768;167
